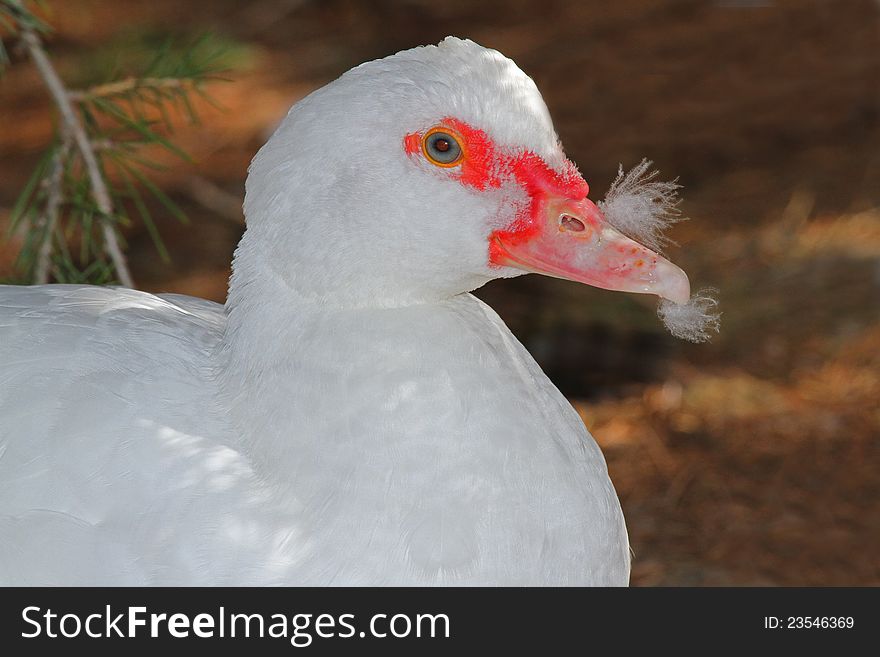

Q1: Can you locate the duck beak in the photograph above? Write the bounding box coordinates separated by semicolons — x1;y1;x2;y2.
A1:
490;195;690;304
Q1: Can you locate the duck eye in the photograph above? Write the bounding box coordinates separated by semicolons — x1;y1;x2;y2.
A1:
422;129;463;167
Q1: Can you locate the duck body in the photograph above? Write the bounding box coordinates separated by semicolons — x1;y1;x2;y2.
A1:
0;37;697;586
0;284;628;585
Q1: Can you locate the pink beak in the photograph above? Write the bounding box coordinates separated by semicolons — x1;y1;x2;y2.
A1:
490;195;690;305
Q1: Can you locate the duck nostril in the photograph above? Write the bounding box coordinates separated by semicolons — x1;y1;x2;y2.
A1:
559;214;586;232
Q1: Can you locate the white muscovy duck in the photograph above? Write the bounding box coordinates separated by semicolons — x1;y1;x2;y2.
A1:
0;37;700;586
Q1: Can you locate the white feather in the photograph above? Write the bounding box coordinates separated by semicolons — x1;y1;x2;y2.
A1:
598;158;683;252
599;161;721;341
658;290;721;343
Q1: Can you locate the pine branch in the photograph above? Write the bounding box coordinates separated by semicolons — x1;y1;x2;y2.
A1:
15;4;134;286
69;76;191;101
0;0;49;68
34;129;71;283
3;1;233;286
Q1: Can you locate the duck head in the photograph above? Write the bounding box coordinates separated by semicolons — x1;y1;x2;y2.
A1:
235;37;690;309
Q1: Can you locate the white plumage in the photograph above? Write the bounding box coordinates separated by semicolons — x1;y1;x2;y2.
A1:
0;37;700;585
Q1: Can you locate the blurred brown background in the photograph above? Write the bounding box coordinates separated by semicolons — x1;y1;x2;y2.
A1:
1;0;878;585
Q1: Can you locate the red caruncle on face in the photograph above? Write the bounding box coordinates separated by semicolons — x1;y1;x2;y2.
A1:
403;117;691;305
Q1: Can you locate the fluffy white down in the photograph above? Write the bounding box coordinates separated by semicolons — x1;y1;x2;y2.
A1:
598;159;683;253
0;38;630;585
658;291;721;343
598;160;721;341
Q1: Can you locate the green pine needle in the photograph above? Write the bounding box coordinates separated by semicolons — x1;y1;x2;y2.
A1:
3;3;239;284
